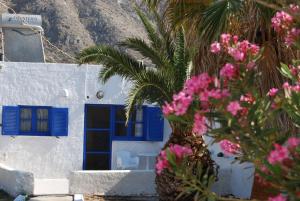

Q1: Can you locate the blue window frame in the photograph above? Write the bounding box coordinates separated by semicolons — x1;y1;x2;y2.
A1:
2;105;68;136
112;105;146;141
19;106;51;136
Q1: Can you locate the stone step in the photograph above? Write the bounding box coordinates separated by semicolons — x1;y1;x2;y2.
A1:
28;195;73;201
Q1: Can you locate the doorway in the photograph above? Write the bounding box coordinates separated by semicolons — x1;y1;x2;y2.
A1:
83;104;112;170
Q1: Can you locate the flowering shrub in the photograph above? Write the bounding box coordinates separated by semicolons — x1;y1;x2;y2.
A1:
156;144;192;174
158;3;300;200
271;4;300;46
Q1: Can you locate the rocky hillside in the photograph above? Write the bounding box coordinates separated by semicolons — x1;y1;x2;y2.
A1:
0;0;147;63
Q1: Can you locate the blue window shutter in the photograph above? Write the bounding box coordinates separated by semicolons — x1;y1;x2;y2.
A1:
2;106;19;135
51;108;68;136
145;106;164;141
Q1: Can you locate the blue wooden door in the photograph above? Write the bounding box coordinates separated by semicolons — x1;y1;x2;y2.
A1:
83;104;112;170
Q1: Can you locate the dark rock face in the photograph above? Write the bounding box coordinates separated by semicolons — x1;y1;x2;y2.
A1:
2;0;146;63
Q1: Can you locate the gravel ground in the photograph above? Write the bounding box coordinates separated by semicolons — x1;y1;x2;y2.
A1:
84;195;159;201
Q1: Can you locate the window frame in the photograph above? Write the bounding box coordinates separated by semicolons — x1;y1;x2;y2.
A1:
19;105;52;136
111;105;146;141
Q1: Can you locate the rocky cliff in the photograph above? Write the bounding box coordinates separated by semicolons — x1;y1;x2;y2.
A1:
0;0;147;63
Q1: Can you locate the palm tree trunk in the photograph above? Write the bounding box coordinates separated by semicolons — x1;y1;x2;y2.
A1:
155;126;215;201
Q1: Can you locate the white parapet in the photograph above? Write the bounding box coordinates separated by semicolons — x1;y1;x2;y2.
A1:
0;163;34;196
33;179;69;195
69;170;156;196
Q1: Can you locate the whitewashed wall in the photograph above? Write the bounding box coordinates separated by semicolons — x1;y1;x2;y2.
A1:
70;170;156;196
0;62;170;179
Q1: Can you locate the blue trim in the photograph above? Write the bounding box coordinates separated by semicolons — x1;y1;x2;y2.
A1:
19;106;52;136
83;105;87;170
83;104;113;170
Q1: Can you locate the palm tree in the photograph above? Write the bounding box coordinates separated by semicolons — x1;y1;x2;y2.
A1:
78;6;214;201
145;0;297;85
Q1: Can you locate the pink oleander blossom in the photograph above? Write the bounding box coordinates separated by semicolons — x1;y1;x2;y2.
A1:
285;28;300;45
220;63;238;80
271;11;293;33
237;40;250;53
227;47;245;61
169;144;193;159
233;35;239;44
289;4;300;13
283;82;290;89
156;150;169;174
172;91;193;116
268;194;287;201
184;73;212;95
240;93;255;104
249;44;260;55
220;140;240;155
192;113;207;136
292;84;300;92
246;61;256;69
268;88;279;97
162;102;174;116
210;42;221;53
156;145;192;174
287;137;300;148
267;144;290;164
227;101;242;116
220;33;231;45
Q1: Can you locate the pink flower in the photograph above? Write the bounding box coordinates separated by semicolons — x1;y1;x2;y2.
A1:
192;113;207;136
292;84;300;92
249;44;260;55
289;4;300;13
268;194;287;201
220;140;240;155
285;28;300;45
172;91;193;116
271;11;293;33
283;82;290;89
227;47;245;61
246;61;256;69
210;42;221;53
227;101;242;116
162;102;174;116
240;93;255;104
169;144;193;159
267;144;289;164
237;40;250;53
220;33;231;45
267;88;279;97
199;90;209;102
233;35;239;44
220;63;238;80
156;150;169;174
184;73;212;95
287;137;300;148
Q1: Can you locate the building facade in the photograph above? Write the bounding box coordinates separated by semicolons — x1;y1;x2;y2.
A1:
0;62;170;179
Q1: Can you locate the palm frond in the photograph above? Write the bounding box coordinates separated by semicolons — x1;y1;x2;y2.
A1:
200;0;243;43
173;28;189;90
134;6;163;51
78;45;145;83
125;70;174;120
119;37;168;68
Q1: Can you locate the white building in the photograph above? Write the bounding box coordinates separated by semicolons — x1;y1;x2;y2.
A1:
0;61;171;196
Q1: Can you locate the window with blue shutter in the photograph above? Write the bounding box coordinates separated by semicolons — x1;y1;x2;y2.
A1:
145;107;164;141
2;106;19;135
2;106;68;136
109;105;164;141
